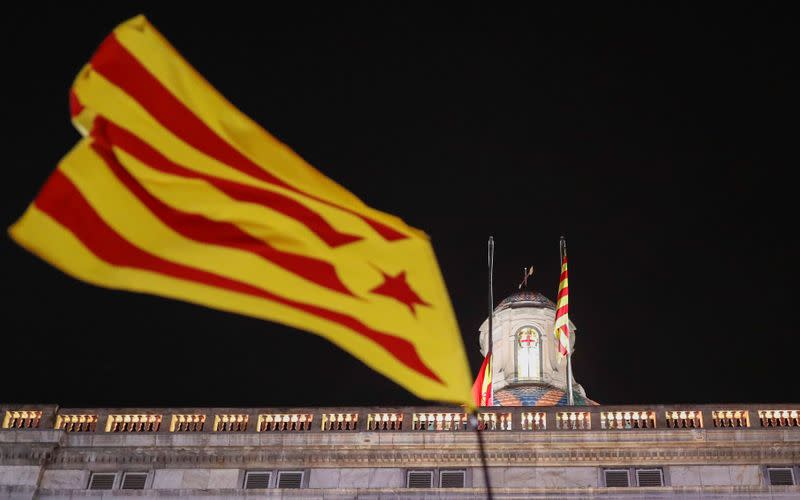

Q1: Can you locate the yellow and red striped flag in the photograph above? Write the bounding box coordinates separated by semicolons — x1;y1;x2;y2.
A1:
471;353;493;407
8;15;473;407
554;243;571;359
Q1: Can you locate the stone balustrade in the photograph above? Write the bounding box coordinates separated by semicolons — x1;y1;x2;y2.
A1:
556;411;591;430
665;410;703;429
712;410;750;428
3;404;800;434
321;413;358;431
477;412;513;430
55;414;98;432
521;411;547;430
105;414;162;432
367;412;402;430
1;410;41;429
170;414;205;432
412;412;468;431
758;409;800;427
600;410;656;429
258;413;313;432
213;414;248;432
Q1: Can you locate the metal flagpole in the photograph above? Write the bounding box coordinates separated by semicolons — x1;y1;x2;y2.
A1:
470;413;494;499
561;236;575;406
567;347;575;406
471;235;495;499
487;236;494;403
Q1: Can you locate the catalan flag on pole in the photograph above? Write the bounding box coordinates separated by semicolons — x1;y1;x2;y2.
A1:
471;353;493;407
554;238;570;359
8;15;473;408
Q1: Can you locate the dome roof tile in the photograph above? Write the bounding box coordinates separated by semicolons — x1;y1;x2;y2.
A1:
494;384;598;407
495;290;556;312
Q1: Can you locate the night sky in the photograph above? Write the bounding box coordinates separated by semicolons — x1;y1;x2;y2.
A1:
2;4;796;408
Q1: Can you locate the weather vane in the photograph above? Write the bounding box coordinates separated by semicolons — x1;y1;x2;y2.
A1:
518;266;534;289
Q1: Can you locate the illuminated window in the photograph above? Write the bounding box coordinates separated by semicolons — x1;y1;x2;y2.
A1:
516;326;541;380
105;414;161;432
258;414;312;432
367;412;402;430
214;414;248;432
2;410;42;429
55;414;98;432
321;413;358;431
170;414;206;432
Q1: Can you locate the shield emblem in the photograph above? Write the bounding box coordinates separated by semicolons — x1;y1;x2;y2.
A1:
518;328;538;348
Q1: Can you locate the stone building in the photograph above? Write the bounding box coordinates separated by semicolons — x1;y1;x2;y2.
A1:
2;289;799;498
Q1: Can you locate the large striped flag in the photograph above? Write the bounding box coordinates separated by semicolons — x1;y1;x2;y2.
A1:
554;239;570;359
471;353;493;407
8;15;473;407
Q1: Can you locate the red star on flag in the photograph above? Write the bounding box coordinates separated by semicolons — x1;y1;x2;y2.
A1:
370;270;430;315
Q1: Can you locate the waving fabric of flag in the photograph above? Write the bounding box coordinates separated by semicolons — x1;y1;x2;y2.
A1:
8;15;473;407
554;248;571;358
471;353;493;407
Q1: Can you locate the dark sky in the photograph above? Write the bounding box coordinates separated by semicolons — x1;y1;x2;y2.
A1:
2;3;796;408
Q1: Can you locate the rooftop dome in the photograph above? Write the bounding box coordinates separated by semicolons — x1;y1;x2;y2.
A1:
494;289;556;312
494;384;598;407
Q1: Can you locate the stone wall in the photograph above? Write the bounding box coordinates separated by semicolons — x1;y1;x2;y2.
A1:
2;403;799;498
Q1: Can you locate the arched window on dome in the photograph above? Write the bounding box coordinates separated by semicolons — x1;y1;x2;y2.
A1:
515;326;542;381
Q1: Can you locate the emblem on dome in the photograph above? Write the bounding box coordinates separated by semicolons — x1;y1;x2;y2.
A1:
518;328;539;348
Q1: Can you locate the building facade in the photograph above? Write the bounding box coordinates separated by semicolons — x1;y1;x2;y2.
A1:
2;290;799;498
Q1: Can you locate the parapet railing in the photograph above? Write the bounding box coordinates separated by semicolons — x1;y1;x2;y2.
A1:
1;404;798;434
